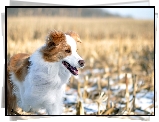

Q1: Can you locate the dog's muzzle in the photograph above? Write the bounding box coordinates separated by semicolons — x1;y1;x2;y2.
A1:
62;59;85;75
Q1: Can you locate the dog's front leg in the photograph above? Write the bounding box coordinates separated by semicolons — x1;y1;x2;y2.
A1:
45;102;62;115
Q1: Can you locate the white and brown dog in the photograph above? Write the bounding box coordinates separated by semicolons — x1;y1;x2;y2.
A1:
7;30;85;115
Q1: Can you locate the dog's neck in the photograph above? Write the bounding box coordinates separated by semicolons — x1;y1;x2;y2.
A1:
29;47;71;84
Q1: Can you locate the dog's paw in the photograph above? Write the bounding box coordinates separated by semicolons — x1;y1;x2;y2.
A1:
21;104;31;112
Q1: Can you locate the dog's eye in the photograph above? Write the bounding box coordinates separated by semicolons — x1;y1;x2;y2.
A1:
48;42;55;47
65;49;71;53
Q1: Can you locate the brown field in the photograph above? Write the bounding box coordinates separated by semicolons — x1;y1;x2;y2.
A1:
7;17;154;117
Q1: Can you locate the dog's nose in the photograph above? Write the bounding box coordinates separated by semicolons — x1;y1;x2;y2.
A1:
78;60;85;67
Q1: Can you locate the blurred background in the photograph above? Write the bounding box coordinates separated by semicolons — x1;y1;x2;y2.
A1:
7;7;154;117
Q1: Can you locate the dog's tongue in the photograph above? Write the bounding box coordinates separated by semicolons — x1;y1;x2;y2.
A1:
71;67;78;75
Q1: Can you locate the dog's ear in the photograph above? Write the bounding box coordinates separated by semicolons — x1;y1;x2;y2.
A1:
46;30;66;46
66;31;82;43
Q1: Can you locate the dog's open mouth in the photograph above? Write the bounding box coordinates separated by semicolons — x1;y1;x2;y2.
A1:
62;61;78;75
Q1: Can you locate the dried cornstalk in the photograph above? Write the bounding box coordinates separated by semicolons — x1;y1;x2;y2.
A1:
97;76;101;91
103;107;115;115
90;57;94;68
106;76;110;109
132;74;137;112
94;92;108;115
77;81;82;101
83;76;88;102
76;101;84;115
125;73;130;111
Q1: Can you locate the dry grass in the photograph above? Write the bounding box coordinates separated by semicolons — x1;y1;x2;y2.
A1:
7;16;154;116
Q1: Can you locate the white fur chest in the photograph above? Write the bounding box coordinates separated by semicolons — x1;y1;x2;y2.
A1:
19;50;71;113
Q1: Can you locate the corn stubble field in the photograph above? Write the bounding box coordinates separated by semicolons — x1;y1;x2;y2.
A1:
7;17;154;119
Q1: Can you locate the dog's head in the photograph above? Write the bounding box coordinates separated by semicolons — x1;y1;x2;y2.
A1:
41;30;84;75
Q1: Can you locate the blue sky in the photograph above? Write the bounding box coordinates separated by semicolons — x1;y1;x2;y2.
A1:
104;8;154;19
102;8;154;20
101;2;154;20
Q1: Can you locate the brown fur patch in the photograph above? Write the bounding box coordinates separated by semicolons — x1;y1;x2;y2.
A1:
41;30;72;62
66;31;82;43
46;30;66;45
7;53;30;114
8;53;30;82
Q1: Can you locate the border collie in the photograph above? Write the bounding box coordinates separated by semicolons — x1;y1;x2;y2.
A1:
7;30;85;115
